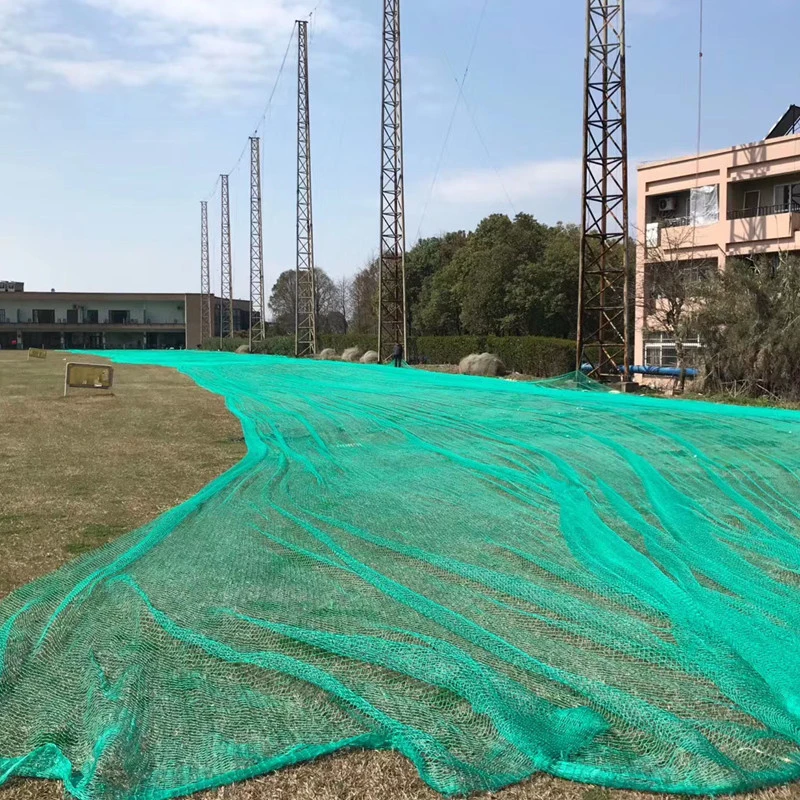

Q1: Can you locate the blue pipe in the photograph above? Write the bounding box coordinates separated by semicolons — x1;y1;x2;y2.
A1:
581;364;699;379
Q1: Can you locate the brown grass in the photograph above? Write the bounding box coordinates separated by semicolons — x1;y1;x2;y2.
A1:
0;351;797;800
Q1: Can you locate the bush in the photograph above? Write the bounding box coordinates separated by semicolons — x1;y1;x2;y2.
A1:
414;336;573;377
485;336;574;377
412;336;483;366
203;334;575;379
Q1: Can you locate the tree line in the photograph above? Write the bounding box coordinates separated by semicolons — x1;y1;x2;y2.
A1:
267;210;800;399
268;213;581;341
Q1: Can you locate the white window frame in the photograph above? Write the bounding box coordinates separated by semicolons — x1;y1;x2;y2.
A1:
644;334;702;369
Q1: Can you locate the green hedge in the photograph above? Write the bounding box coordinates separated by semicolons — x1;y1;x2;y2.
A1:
204;334;575;378
413;336;574;377
484;336;576;377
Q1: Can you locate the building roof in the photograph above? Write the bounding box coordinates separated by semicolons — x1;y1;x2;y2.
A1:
766;105;800;139
5;292;191;302
637;132;800;172
1;292;250;306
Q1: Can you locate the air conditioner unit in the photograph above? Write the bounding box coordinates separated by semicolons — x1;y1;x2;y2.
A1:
658;197;677;213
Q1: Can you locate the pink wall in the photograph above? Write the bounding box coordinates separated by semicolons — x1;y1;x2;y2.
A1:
635;133;800;367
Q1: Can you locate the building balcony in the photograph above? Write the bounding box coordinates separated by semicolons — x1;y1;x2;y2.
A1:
727;207;800;245
0;321;185;329
728;203;800;220
646;220;721;251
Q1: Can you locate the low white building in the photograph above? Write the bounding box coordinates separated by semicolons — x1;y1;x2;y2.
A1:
0;291;251;350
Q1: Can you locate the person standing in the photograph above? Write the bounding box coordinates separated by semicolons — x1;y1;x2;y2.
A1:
392;342;404;368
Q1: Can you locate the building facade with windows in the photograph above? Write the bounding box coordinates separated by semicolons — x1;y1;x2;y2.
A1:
0;291;251;351
635;106;800;372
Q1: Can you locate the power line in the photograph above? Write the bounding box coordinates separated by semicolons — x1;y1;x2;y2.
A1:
695;0;704;159
415;0;489;243
414;0;516;243
203;26;297;202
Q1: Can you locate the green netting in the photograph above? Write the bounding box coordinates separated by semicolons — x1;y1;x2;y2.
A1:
2;351;800;800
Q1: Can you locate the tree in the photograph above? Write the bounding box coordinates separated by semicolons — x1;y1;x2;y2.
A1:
336;276;351;334
639;227;711;392
412;213;569;337
268;267;338;335
314;269;339;334
406;231;468;332
507;223;580;339
698;254;800;399
268;270;296;335
350;259;379;334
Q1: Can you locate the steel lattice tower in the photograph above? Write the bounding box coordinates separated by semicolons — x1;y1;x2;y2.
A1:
200;200;212;343
295;20;317;358
576;0;631;381
249;137;266;349
220;174;234;341
378;0;407;362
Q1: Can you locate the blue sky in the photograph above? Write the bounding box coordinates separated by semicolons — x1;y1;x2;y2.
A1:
1;0;798;298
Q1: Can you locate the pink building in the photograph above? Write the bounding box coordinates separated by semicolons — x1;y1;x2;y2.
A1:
635;106;800;372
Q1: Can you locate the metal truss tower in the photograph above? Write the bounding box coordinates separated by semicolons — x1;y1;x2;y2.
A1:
249;137;266;350
576;0;631;382
220;174;234;342
378;0;407;362
200;200;212;343
295;20;317;358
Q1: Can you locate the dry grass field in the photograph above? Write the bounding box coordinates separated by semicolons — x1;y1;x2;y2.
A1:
0;350;797;800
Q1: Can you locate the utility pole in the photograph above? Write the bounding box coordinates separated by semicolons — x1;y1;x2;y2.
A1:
378;0;407;363
249;136;266;351
295;19;317;358
220;174;234;343
576;0;631;382
200;200;212;344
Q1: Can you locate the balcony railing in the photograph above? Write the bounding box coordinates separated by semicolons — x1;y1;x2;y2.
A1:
728;203;800;220
1;319;184;326
657;216;693;229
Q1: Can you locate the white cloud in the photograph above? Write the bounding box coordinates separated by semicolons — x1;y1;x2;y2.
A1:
0;0;369;101
433;159;581;207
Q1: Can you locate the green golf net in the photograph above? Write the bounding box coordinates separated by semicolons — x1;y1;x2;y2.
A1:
2;351;800;800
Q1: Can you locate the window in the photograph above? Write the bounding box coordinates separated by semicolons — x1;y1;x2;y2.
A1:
743;190;761;211
644;334;702;369
33;309;55;324
646;259;716;302
0;310;5;323
86;310;99;324
108;310;130;324
66;309;78;324
774;183;800;211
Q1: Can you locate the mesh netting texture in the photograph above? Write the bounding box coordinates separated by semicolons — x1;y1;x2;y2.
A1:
1;351;800;800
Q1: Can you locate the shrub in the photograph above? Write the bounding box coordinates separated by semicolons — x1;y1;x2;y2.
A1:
485;336;574;377
203;335;575;379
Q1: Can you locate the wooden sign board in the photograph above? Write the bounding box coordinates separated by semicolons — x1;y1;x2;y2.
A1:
64;363;114;397
28;348;47;360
